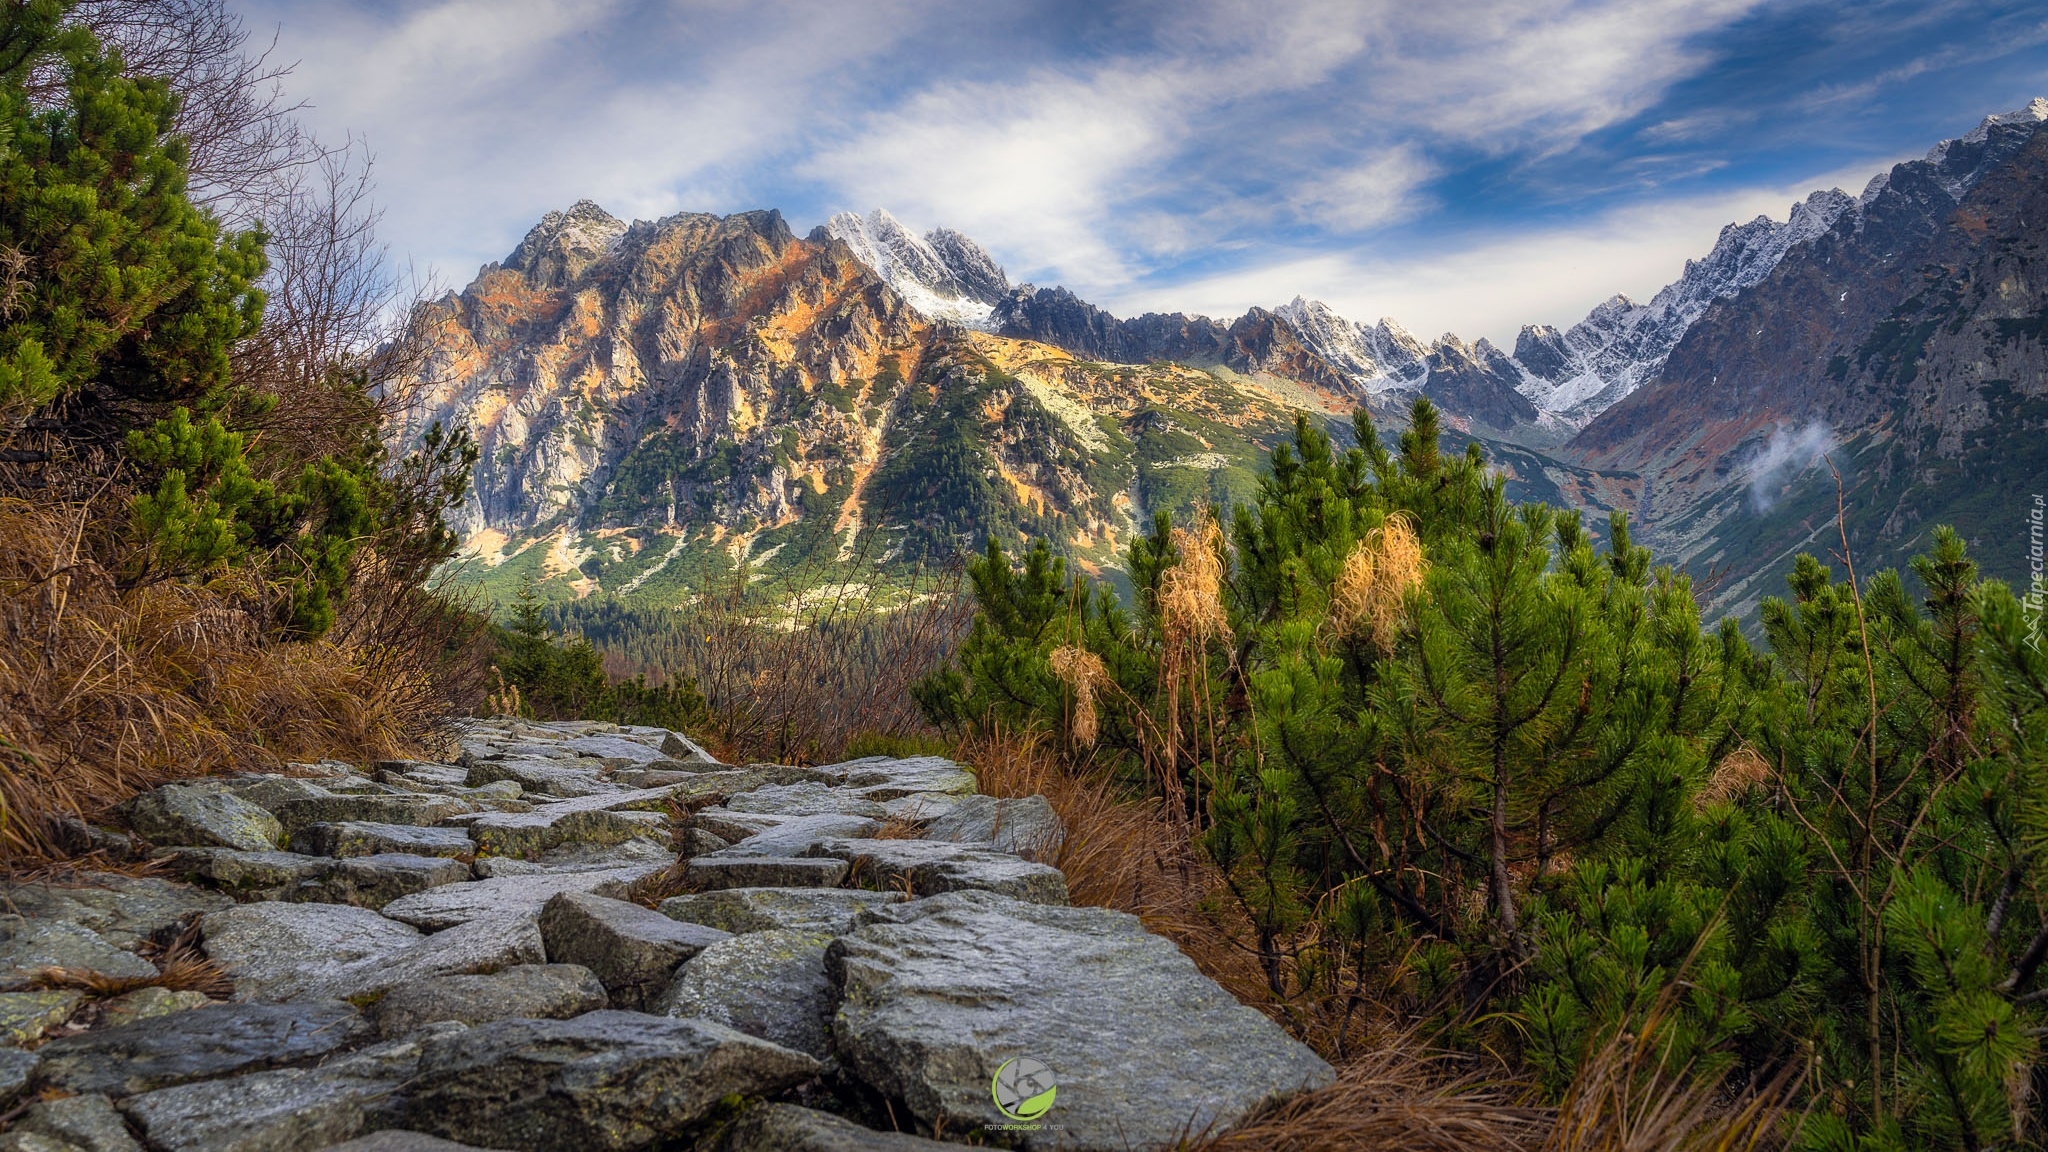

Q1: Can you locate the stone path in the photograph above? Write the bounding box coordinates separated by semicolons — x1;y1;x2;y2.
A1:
0;718;1331;1151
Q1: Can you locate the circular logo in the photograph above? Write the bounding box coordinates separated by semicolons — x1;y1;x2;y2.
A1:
991;1056;1058;1122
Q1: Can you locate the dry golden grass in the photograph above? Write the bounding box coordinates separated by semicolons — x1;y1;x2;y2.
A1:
0;496;452;861
1542;1002;1795;1152
1159;515;1231;649
1199;1038;1549;1152
1696;745;1772;811
1330;512;1428;653
1048;644;1109;747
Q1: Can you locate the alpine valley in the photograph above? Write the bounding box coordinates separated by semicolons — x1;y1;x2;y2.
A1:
393;100;2048;620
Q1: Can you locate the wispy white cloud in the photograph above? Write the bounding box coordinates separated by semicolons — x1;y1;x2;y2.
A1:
229;0;2022;344
241;0;931;276
1105;157;1903;345
1748;422;1839;511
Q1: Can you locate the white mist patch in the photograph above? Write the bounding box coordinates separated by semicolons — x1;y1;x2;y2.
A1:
1747;422;1838;511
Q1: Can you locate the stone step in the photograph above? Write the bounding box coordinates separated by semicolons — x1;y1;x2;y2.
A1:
659;888;906;935
289;821;477;861
379;869;664;931
395;1012;818;1150
803;837;1070;905
683;857;850;891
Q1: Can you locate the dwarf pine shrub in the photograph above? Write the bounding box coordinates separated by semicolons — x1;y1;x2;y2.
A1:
920;400;2048;1148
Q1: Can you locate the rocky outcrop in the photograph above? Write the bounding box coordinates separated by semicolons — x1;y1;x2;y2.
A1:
392;206;930;536
0;716;1332;1149
829;891;1334;1147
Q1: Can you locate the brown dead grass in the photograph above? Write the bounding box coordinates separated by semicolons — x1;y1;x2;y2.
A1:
0;496;452;861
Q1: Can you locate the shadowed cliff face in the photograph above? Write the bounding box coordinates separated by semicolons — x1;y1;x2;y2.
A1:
392;205;930;537
1568;111;2048;611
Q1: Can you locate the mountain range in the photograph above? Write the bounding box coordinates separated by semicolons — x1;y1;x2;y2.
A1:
392;98;2048;619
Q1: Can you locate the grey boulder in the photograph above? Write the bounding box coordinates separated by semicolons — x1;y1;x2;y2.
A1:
0;1046;37;1107
153;848;335;900
296;913;547;1004
459;789;677;856
470;837;672;878
321;1133;508;1152
538;892;728;1011
657;930;835;1061
684;857;848;891
33;1000;363;1096
0;873;231;950
321;1134;508;1152
660;888;906;936
830;757;976;802
721;783;887;820
117;1023;460;1152
461;759;613;798
373;964;606;1038
922;794;1064;861
0;917;158;984
715;814;881;857
118;785;281;852
399;1011;820;1150
11;1094;139;1152
827;891;1332;1149
97;987;214;1029
268;793;469;836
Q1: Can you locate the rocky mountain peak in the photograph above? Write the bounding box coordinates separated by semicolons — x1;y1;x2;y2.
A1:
505;199;628;288
821;209;1009;329
1919;96;2048;201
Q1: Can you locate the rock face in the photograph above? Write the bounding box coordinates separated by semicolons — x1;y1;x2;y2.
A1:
390;205;929;538
15;716;1332;1150
1570;99;2048;614
829;891;1334;1148
657;930;836;1060
399;1012;820;1150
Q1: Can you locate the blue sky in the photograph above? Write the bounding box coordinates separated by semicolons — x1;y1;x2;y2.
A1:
231;0;2048;345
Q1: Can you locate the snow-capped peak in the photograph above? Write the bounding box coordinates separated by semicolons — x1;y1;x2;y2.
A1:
1923;97;2048;200
823;209;1009;329
1271;297;1428;395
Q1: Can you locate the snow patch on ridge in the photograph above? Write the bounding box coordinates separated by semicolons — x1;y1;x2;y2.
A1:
824;209;1009;330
